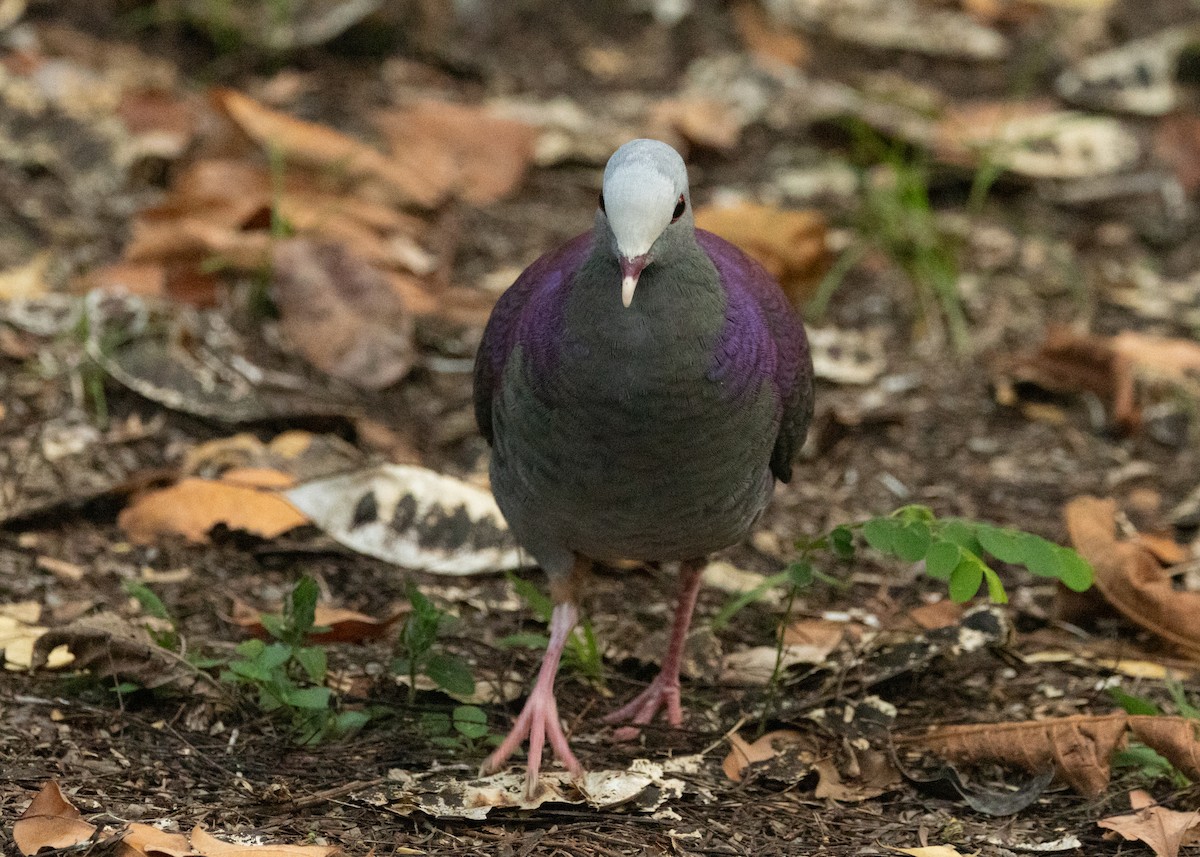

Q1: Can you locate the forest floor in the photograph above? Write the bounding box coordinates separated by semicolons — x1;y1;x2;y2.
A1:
2;1;1200;855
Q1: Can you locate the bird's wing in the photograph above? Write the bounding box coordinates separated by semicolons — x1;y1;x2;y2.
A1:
696;229;814;483
473;232;595;445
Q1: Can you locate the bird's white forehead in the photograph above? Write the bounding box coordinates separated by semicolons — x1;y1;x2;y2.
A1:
602;140;688;258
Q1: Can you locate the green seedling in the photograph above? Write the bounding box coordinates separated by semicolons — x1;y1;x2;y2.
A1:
1108;682;1197;787
420;704;500;751
500;572;605;687
222;576;368;744
718;505;1095;729
392;583;476;704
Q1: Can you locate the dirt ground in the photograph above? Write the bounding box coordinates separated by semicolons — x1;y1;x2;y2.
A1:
2;0;1200;854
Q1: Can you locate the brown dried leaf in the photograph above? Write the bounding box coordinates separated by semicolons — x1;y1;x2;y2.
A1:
1099;789;1200;857
1129;716;1200;781
117;822;196;857
231;598;404;644
14;781;98;857
909;713;1129;796
271;238;415;389
118;474;307;544
649;97;744;151
781;618;845;658
1002;327;1138;433
731;0;809;68
374;100;537;205
188;826;340;857
29;613;198;690
693;203;828;307
1154;113;1200;193
722;729;805;782
1066;496;1200;659
213;88;442;208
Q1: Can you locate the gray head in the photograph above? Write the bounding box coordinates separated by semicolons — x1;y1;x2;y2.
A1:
597;139;694;307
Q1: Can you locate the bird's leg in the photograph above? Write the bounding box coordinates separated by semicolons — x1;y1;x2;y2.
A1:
605;558;704;742
481;559;588;798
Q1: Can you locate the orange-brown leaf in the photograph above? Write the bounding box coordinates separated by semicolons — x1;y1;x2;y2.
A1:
1099;790;1200;857
722;729;805;782
1066;496;1200;659
118;475;307;544
188;825;340;857
14;781;98;857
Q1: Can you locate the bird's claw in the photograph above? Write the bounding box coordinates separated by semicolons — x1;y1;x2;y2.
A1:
604;671;683;742
481;683;583;799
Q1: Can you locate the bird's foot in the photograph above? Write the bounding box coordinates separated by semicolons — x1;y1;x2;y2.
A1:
480;678;583;799
604;670;683;742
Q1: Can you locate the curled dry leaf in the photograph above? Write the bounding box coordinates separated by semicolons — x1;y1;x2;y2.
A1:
118;469;307;545
0;611;74;670
188;825;340;857
232;598;404;644
374;100;537;205
935;102;1140;179
116;822;193;857
906;713;1200;797
14;781;98;857
213;88;442;209
723;729;807;782
1066;496;1200;659
284;464;520;575
694;202;828;306
272;238;415;390
30;613;202;692
1098;789;1200;857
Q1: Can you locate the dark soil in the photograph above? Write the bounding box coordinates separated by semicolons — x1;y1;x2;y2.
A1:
2;0;1200;854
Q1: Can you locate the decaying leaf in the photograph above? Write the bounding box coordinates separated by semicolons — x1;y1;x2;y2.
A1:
722;729;812;782
0;252;52;300
0;609;74;670
1057;26;1199;116
181;431;363;483
1098;789;1200;857
232;599;404;644
720;642;833;686
214;88;442;208
118;470;308;544
807;326;887;385
284;464;520;575
30;613;203;692
371;758;692;819
1066;496;1200;659
694;202;828;307
14;781;98;857
188;826;339;857
731;0;809;68
271;238;415;390
116;822;193;857
998;328;1200;435
935;102;1140;179
373;100;537;205
906;713;1200;796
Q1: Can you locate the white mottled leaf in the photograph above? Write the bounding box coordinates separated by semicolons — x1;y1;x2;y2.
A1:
285;465;521;575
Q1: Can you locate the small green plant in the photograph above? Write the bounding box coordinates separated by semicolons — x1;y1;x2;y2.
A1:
719;505;1092;629
812;124;970;353
420;704;499;751
500;572;605;687
1108;680;1198;787
392;583;476;703
222;576;368;744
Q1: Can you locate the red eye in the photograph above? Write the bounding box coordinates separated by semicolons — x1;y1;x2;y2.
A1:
598;192;606;213
671;194;686;222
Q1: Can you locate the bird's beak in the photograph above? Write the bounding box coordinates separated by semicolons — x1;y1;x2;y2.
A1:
619;255;649;308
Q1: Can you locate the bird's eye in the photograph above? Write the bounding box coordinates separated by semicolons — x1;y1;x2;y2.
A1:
598;192;606;214
671;194;686;222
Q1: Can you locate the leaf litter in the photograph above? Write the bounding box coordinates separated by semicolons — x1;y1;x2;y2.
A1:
5;0;1200;853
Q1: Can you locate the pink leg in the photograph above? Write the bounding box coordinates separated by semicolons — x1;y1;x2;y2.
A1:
481;600;583;798
605;559;704;742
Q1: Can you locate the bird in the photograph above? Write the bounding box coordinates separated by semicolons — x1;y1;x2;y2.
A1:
473;138;813;797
